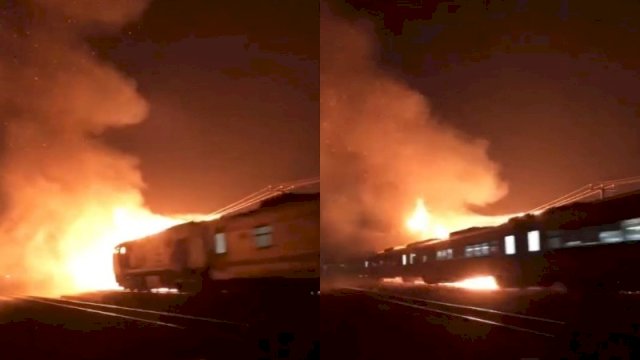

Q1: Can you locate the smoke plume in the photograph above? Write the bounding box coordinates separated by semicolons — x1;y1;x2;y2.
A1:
321;8;509;260
0;1;159;295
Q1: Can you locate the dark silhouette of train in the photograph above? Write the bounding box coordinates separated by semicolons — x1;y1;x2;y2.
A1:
113;192;319;292
356;190;640;292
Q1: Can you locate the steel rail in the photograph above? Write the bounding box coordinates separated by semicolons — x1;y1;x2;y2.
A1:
23;295;249;328
16;296;185;329
346;287;563;337
374;290;564;324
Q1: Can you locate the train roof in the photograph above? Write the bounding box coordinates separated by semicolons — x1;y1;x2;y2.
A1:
115;192;319;248
258;192;319;209
375;189;640;254
535;189;640;229
221;191;319;219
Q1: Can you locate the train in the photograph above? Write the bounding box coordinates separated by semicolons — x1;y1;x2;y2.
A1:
113;192;319;292
348;190;640;292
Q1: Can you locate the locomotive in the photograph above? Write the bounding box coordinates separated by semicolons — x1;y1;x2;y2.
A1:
359;190;640;292
113;192;319;292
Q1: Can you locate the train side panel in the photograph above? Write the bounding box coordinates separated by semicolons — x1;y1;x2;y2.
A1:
207;199;319;281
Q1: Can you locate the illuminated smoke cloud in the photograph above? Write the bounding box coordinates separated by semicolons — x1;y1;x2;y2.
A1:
0;1;155;294
321;8;509;259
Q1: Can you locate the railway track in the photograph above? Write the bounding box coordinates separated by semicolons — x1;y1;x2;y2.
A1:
345;287;565;337
12;295;248;340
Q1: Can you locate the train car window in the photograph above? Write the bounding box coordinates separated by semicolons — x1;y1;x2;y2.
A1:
401;254;407;266
364;261;369;268
490;240;500;254
621;218;640;240
422;255;427;263
481;244;489;255
409;253;416;264
254;225;273;248
527;231;540;252
465;243;492;257
599;230;623;243
214;233;227;254
475;246;482;257
504;235;516;255
437;249;453;260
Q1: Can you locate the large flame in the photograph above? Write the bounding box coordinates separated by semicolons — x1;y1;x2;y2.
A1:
0;0;227;296
22;202;221;294
442;276;499;291
45;204;222;294
405;198;450;240
380;276;499;291
404;197;523;245
63;207;184;292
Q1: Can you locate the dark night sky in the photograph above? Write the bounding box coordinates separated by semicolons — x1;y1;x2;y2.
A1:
325;0;640;215
93;0;319;214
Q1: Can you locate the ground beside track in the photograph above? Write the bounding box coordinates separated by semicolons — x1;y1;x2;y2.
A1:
321;281;640;359
0;283;319;360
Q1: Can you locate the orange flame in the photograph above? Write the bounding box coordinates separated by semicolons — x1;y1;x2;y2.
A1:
63;207;184;292
442;276;499;291
62;206;224;293
405;198;449;240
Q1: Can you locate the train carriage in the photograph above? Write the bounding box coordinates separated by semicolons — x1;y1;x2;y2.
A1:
205;193;320;281
113;192;319;292
361;190;640;292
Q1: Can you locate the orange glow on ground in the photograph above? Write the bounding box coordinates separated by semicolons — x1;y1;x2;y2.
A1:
150;287;179;294
441;276;499;291
381;277;404;284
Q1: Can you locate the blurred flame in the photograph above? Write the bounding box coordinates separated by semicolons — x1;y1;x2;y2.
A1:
405;198;449;240
63;206;186;292
433;224;450;240
150;287;179;294
406;199;430;235
62;206;226;293
442;276;499;291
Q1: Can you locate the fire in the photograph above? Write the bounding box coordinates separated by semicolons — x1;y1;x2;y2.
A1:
405;198;449;240
62;206;218;291
61;206;186;293
59;205;224;294
150;287;180;294
442;276;499;291
406;199;430;235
